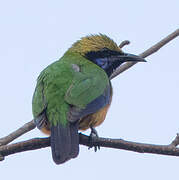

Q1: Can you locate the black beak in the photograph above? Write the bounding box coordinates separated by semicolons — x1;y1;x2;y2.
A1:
111;53;146;62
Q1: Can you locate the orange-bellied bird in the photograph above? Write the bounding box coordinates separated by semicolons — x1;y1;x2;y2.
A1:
32;34;146;164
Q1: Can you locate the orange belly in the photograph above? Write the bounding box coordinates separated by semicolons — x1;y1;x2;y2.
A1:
78;102;111;130
40;120;51;135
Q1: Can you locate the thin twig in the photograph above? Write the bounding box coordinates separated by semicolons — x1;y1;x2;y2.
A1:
0;120;35;146
169;133;179;147
119;40;130;48
0;134;179;160
110;29;179;79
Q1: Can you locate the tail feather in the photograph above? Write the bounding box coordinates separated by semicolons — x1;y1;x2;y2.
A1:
69;122;79;158
50;122;79;164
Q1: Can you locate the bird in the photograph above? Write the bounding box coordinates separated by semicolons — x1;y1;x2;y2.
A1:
32;34;146;164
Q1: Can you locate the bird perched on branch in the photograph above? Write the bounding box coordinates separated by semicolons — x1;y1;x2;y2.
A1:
32;34;146;164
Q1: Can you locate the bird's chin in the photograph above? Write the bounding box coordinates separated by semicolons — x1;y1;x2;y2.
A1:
105;67;116;77
105;61;123;77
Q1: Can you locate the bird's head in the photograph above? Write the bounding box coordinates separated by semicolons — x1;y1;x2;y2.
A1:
68;34;146;77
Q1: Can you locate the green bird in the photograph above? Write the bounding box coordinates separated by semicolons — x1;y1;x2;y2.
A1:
32;34;145;164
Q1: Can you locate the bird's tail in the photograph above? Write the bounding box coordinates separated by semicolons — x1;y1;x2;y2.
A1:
50;121;79;164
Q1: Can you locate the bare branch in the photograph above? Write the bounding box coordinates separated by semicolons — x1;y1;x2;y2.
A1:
1;134;179;161
118;40;130;48
0;120;35;146
110;29;179;79
0;137;50;160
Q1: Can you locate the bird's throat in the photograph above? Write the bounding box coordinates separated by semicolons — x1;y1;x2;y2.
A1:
105;60;123;77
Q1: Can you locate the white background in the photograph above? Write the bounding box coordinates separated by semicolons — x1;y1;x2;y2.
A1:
0;0;179;179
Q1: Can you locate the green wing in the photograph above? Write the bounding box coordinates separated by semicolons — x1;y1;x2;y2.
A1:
65;65;109;109
32;60;72;125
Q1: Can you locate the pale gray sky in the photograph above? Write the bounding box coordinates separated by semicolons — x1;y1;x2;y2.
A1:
0;0;179;179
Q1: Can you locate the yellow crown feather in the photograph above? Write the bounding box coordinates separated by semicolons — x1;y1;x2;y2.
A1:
69;34;122;55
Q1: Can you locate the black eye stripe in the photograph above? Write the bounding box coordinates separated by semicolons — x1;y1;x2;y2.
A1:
85;48;123;60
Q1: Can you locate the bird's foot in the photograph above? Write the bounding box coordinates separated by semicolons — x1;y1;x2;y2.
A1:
88;127;100;152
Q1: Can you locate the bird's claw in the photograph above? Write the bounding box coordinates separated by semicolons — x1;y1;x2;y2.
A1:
88;127;100;152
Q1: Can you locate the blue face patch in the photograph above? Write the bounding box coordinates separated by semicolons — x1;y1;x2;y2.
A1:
95;58;109;69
